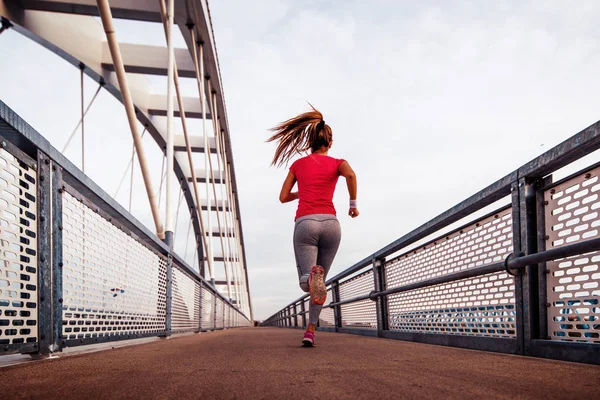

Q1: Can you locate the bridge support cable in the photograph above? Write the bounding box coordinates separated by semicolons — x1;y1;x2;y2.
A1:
95;0;164;239
158;0;212;276
61;82;103;155
157;155;166;209
206;80;232;300
214;115;237;303
220;128;244;309
173;187;184;236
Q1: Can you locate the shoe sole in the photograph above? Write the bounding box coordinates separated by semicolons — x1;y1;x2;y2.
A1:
309;266;327;305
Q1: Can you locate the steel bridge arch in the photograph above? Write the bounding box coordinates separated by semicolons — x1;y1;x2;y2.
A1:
0;0;252;319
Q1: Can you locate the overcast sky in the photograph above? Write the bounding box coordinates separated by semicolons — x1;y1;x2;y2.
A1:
1;1;600;320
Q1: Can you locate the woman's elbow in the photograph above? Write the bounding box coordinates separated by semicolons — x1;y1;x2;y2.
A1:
279;194;286;203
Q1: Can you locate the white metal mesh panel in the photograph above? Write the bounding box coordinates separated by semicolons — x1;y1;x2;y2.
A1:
171;266;200;332
318;289;334;327
388;272;516;337
339;270;377;329
62;192;167;340
201;286;214;330
386;208;513;289
545;168;600;342
0;147;37;346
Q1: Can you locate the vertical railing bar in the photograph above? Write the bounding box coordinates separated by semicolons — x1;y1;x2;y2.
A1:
52;165;64;352
537;175;553;340
373;257;388;336
293;303;298;328
519;176;541;356
165;254;173;337
511;180;526;355
213;292;217;330
37;151;52;355
198;282;204;333
300;299;306;328
332;281;342;331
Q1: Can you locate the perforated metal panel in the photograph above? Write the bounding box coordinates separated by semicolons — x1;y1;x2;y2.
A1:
171;266;200;332
201;286;214;330
318;289;334;327
388;272;516;336
545;167;600;342
386;208;513;289
339;270;377;329
61;192;167;341
0;147;37;346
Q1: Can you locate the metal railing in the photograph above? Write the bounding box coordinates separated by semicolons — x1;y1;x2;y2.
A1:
262;118;600;365
0;101;252;357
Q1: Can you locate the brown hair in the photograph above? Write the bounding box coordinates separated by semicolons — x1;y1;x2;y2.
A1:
267;105;333;167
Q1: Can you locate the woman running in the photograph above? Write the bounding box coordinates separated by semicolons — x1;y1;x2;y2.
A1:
268;105;359;347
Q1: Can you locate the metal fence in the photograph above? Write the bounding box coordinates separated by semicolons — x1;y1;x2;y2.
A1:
0;100;251;357
262;118;600;365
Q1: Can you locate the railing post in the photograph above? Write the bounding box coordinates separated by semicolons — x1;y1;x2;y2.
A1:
165;254;173;337
511;177;540;355
37;152;52;355
213;294;217;329
300;300;306;328
286;307;290;327
293;303;298;328
52;162;64;353
373;257;388;336
198;283;203;332
331;281;342;330
536;176;553;341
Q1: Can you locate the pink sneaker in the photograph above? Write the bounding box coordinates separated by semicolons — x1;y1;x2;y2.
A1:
302;331;316;347
308;265;326;305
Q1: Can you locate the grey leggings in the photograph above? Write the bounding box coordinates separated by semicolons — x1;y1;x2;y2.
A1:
293;214;342;325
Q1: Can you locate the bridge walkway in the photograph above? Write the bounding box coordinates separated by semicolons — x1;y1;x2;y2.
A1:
2;328;598;399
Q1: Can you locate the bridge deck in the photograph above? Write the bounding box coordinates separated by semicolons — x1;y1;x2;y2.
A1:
2;328;598;399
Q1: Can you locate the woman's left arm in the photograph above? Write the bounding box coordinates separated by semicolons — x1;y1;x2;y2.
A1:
279;171;298;203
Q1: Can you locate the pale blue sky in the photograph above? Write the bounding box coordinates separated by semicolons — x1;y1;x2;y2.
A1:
1;1;599;320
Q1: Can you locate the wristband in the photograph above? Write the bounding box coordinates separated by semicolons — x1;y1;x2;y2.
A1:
349;199;357;208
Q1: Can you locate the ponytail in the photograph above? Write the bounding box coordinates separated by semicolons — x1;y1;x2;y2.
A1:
267;104;333;167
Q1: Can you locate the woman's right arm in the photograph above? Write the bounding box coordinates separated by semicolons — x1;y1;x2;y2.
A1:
339;161;359;218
